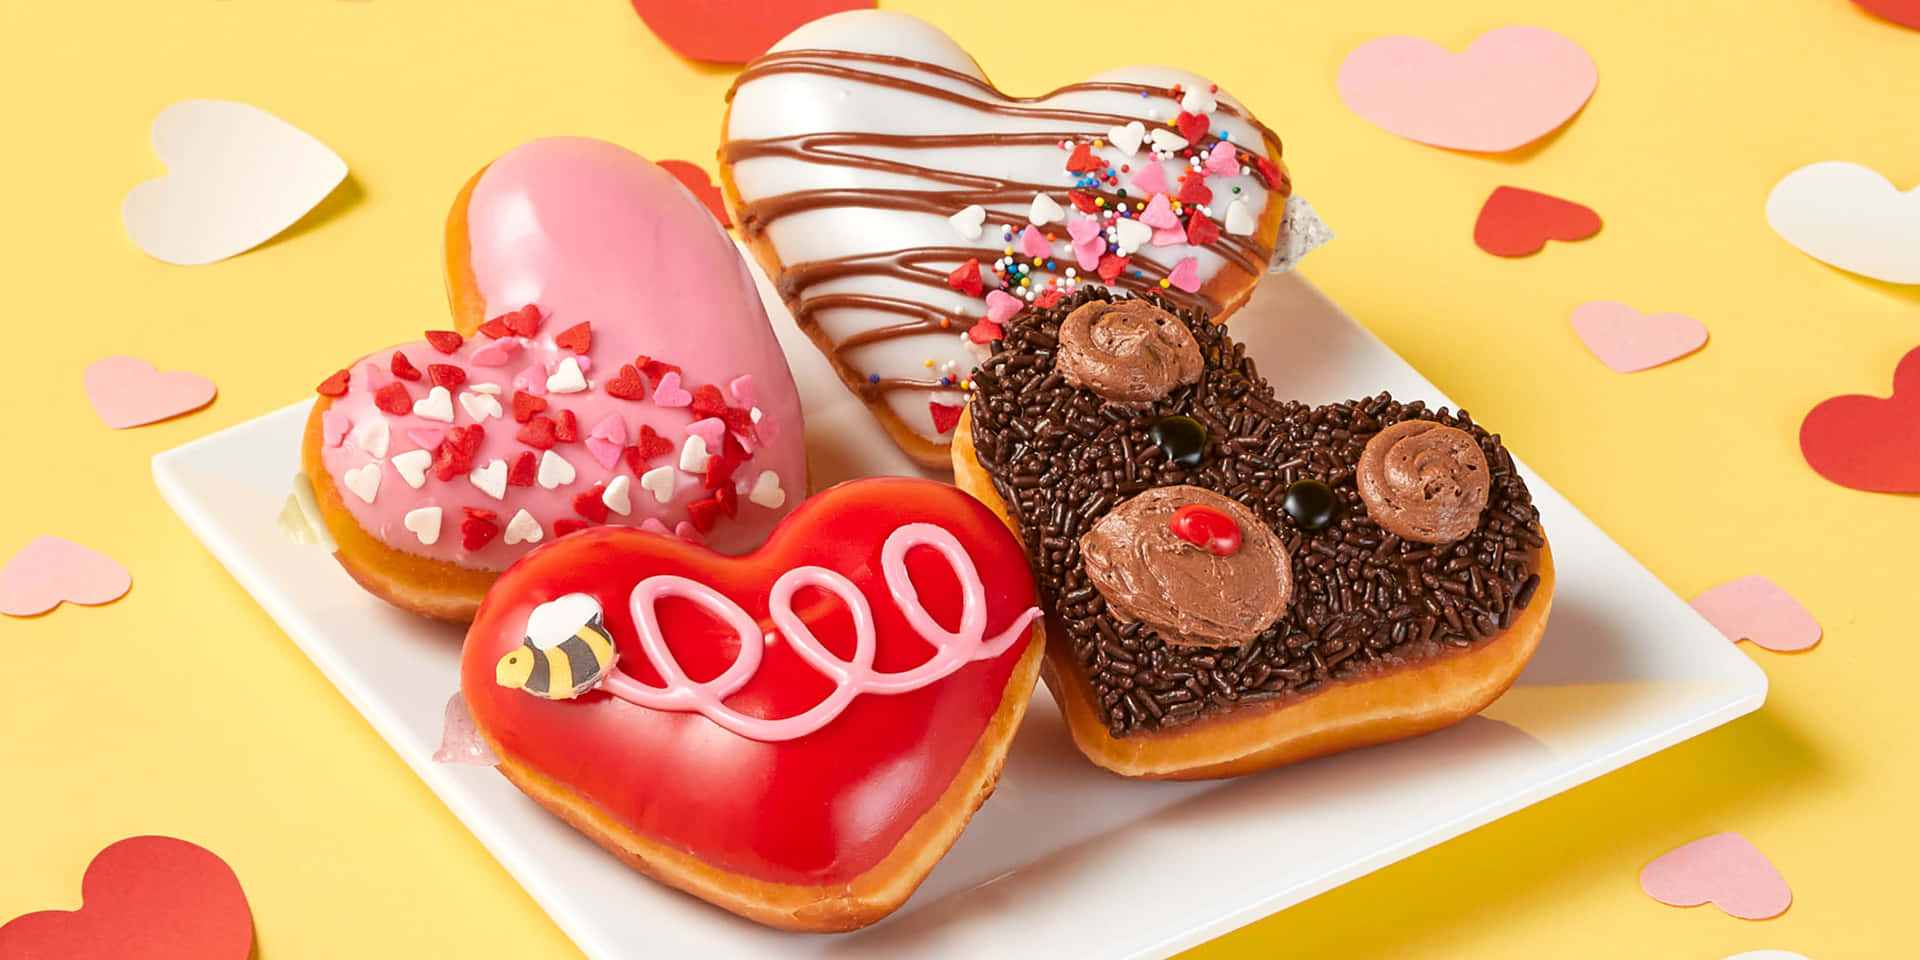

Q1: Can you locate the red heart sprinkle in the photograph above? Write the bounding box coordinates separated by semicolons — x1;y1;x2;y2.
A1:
503;305;542;338
478;317;512;339
1175;111;1210;144
636;356;683;385
1065;142;1101;173
1256;156;1285;191
424;330;464;354
947;259;984;298
389;351;422;381
1033;289;1064;309
686;497;722;533
373;382;412;415
626;425;675;469
573;488;611;522
929;401;964;434
427;364;467;389
511;391;548;422
605;364;648;401
705;451;740;489
461;512;499;550
1178;173;1212;207
691;385;728;419
719;406;756;442
1098;253;1129;283
966;322;1001;344
435;425;485;480
553;409;578;443
517;416;557;450
553;517;592;537
315;369;350;397
507;450;538;487
1185;210;1221;246
1067;190;1099;213
715;483;739;518
554;322;592;354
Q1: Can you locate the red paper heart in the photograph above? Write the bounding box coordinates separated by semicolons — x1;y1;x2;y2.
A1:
1474;186;1602;257
1855;0;1920;29
462;477;1038;886
1800;345;1920;492
0;836;252;960
658;160;733;228
628;0;874;64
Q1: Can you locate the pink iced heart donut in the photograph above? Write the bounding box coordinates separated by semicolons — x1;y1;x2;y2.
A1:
300;138;806;622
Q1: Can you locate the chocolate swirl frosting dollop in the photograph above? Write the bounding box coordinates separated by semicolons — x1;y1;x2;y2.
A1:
1356;421;1491;544
1079;486;1291;646
1054;298;1205;403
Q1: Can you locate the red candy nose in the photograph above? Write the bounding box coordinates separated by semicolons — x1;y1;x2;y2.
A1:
1170;504;1241;557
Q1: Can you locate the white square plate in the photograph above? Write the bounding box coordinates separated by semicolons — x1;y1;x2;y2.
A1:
153;266;1766;960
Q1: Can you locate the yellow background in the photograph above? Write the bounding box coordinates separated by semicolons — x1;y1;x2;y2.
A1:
2;1;1915;957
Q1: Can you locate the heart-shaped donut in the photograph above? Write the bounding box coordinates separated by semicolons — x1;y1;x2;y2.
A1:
721;10;1291;466
299;138;807;622
461;477;1044;931
954;290;1555;779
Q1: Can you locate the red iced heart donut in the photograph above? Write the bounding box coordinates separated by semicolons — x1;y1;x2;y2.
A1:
461;476;1044;931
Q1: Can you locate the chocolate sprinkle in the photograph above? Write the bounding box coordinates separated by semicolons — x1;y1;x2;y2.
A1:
970;288;1546;738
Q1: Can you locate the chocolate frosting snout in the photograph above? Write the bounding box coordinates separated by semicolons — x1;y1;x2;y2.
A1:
1078;486;1291;647
1356;420;1491;544
1054;298;1204;403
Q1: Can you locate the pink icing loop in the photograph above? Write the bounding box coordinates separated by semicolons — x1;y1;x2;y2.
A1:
597;576;765;713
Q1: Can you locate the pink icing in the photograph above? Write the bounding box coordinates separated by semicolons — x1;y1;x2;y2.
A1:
317;138;806;570
570;524;1039;741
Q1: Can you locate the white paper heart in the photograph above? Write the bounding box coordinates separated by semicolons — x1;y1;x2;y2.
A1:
122;100;348;266
1766;161;1920;284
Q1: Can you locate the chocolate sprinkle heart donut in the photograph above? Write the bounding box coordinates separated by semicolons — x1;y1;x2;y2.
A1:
952;288;1555;779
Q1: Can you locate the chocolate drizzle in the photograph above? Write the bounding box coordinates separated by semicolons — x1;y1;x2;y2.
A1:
725;48;1290;408
969;289;1545;738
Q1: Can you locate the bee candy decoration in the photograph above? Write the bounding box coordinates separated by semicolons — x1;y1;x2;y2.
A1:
953;288;1556;780
459;477;1046;931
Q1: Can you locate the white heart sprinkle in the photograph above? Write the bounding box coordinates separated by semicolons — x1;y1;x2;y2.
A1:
949;204;986;240
459;391;502;422
678;435;710;473
545;356;587;394
1224;198;1256;236
468;459;507;500
353;418;389;459
1114;217;1153;254
1150;128;1189;153
403;507;441;545
748;470;786;509
343;463;381;504
1108;120;1146;156
537;450;575;489
468;382;501;395
602;475;633;516
413;385;455;423
504;509;543;545
1180;86;1217;115
391;449;431;489
641;465;676;504
1029;193;1065;225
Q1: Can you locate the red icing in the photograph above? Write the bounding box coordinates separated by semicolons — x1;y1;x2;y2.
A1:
605;365;648;401
373;382;412;415
1175;111;1210;144
390;351;422;381
555;322;593;354
425;330;465;354
947;259;984;298
1185;210;1221;246
518;416;558;450
508;450;538;487
315;369;350;397
929;401;964;434
1170;503;1241;557
427;363;467;389
462;478;1037;885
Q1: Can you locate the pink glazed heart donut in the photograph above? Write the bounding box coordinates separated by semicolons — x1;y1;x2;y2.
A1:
299;138;807;622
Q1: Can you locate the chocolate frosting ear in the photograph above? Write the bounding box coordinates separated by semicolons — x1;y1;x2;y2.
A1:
1054;298;1204;403
1078;486;1291;647
1356;421;1491;544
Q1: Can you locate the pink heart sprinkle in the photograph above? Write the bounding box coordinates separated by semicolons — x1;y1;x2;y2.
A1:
985;290;1024;326
1570;301;1708;373
685;417;726;451
1139;194;1179;230
585;415;628;470
470;340;519;367
358;361;393;391
1690;575;1821;653
1131;161;1167;196
512;365;548;397
1019;225;1050;260
640;518;672;536
1151;222;1189;247
653;372;692;407
674;521;703;543
432;692;499;765
0;535;132;616
1167;257;1201;292
1072;236;1105;270
84;356;218;429
1204;141;1240;178
1641;832;1792;920
321;410;352;447
728;375;755;408
1067;217;1102;244
406;428;444;452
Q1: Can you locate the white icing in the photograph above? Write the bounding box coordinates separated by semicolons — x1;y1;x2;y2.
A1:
727;10;1280;444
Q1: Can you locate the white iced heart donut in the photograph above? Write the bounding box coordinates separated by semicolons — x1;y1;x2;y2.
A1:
721;10;1292;466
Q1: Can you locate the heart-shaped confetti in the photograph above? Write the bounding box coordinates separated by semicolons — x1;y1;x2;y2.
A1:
1690;575;1821;653
1474;186;1602;257
1641;832;1792;920
1854;0;1920;29
658;160;732;228
0;536;132;617
1765;161;1920;284
1337;26;1597;153
122;100;347;265
627;0;874;63
0;836;252;960
1570;301;1707;373
83;356;216;429
1799;345;1920;492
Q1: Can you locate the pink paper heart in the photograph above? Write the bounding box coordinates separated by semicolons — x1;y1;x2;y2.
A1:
1570;301;1707;372
1690;575;1821;652
0;536;132;616
1338;25;1598;153
1641;832;1792;920
83;356;216;429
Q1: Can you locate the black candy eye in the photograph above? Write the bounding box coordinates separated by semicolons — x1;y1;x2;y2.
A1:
1149;415;1207;467
1282;478;1337;530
